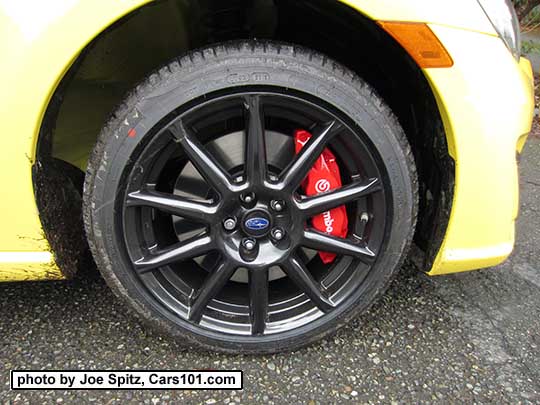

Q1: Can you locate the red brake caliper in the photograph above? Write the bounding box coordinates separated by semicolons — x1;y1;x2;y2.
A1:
294;129;349;264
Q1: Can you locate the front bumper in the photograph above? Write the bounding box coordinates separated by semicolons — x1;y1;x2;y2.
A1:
424;24;535;275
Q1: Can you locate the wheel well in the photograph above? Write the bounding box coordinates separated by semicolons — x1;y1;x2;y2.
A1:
35;0;454;275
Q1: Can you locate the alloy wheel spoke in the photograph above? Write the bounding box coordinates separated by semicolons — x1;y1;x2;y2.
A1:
189;260;237;323
249;269;269;335
279;121;341;192
244;95;267;186
169;120;235;196
283;256;334;313
126;190;219;223
302;230;376;263
134;234;214;274
121;88;390;338
296;178;381;217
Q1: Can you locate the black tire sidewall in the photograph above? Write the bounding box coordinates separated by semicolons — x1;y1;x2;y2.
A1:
84;42;417;354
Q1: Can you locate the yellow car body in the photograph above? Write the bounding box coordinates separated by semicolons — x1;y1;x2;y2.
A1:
0;0;534;281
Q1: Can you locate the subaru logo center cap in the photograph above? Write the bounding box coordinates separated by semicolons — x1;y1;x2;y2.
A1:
242;210;272;237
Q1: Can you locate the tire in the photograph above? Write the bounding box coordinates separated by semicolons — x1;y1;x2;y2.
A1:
83;41;418;354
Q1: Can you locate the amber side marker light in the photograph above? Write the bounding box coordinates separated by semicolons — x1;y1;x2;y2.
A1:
378;22;454;68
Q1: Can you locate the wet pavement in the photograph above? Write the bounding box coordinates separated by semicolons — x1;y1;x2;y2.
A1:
0;136;539;404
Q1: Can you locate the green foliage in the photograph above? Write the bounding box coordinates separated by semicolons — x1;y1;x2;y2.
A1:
525;6;540;24
522;39;540;53
512;0;540;24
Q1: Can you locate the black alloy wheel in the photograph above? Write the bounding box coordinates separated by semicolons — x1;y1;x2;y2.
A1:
84;41;418;353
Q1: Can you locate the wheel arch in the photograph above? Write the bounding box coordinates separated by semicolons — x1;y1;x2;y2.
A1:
28;0;485;161
32;0;454;277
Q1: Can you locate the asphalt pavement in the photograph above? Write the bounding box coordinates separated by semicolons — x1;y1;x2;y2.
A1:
1;135;539;404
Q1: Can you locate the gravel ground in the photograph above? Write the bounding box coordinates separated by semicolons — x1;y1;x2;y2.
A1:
0;136;539;404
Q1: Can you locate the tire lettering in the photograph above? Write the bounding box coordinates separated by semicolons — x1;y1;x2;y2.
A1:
227;72;270;84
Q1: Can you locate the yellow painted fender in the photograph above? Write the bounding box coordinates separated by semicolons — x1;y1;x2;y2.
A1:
0;0;532;280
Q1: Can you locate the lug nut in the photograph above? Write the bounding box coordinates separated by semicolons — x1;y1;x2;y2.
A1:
242;238;257;251
271;228;285;241
271;200;285;212
223;217;237;231
241;193;256;204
